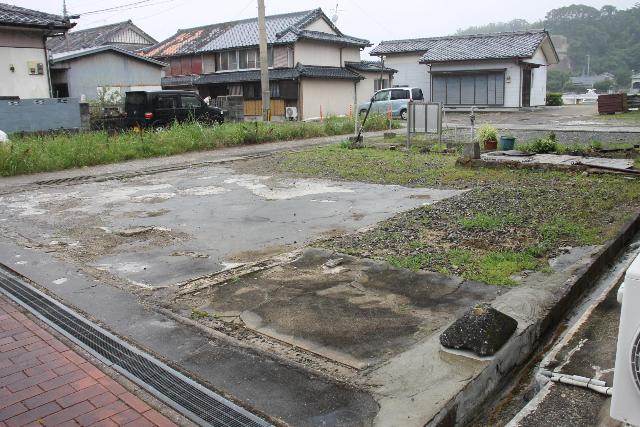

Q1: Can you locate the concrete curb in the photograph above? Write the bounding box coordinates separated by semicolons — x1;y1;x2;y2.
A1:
456;157;640;176
427;209;640;426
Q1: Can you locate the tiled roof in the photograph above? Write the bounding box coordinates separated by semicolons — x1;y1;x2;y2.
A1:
371;31;550;63
293;30;370;47
162;75;198;87
145;8;369;58
0;2;73;30
370;38;436;55
345;60;397;73
194;68;299;85
194;63;362;85
296;64;363;80
47;20;156;54
50;46;166;67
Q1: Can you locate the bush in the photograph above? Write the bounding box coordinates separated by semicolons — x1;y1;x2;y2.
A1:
546;93;563;106
477;124;498;143
527;136;558;154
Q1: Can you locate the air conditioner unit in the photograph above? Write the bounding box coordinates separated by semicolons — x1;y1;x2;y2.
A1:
611;253;640;425
285;106;298;121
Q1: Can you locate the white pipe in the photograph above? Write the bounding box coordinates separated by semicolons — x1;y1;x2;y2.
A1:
539;369;607;387
550;375;613;396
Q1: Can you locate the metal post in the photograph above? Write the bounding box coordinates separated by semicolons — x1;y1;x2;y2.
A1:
469;106;475;143
258;0;270;121
406;101;411;149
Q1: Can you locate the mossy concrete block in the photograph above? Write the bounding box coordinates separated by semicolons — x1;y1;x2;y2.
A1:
462;142;481;160
384;132;396;139
440;303;517;357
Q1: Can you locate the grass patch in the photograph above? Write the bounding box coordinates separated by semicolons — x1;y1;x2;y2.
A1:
0;115;396;177
255;143;640;285
190;309;210;319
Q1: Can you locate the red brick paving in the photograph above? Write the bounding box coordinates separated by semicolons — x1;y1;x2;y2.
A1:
0;296;179;427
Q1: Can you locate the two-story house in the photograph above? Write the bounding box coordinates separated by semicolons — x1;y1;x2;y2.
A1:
0;3;74;99
144;8;395;120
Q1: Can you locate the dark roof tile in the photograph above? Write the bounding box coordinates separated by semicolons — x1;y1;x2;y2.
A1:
47;20;156;53
0;2;73;30
145;8;369;58
371;30;550;63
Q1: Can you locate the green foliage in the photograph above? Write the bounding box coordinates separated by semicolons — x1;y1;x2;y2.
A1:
547;71;572;92
190;309;210;319
0;117;393;177
477;124;498;143
459;213;519;231
546;93;564;106
593;79;614;93
523;135;559;154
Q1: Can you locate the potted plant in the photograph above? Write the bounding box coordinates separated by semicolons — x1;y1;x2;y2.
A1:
499;134;516;151
477;125;498;151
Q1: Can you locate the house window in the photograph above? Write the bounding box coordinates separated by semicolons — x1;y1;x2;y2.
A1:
239;49;259;69
228;84;243;96
216;51;238;71
270;82;280;98
374;79;389;91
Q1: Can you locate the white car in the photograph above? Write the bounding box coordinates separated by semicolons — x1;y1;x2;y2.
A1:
359;87;424;120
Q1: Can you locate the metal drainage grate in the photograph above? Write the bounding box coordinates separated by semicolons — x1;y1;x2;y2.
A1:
0;267;272;427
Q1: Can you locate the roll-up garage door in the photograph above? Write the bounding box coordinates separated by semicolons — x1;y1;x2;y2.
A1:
432;71;505;106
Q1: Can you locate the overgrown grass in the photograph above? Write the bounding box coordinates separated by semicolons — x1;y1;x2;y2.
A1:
258;143;640;285
0;115;397;177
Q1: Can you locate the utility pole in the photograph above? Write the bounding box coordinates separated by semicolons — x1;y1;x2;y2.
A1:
258;0;270;121
586;54;591;76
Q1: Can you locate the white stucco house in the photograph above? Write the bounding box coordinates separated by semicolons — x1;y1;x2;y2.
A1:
145;8;395;120
0;3;74;99
370;30;559;109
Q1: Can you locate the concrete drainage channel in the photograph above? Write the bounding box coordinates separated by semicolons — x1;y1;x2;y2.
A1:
0;265;272;427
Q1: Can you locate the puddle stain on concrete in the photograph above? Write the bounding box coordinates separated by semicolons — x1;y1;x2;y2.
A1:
180;248;499;367
223;174;355;200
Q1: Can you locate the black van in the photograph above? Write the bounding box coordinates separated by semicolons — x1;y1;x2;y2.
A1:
125;90;224;128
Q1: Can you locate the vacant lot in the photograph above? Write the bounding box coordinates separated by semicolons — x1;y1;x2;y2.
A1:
239;141;640;285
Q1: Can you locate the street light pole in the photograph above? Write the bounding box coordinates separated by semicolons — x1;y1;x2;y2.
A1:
258;0;270;121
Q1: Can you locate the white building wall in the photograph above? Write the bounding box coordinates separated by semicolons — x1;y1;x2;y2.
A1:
382;53;429;93
0;46;50;98
304;19;337;34
526;47;549;106
301;79;354;119
294;41;360;67
429;60;522;108
63;51;162;99
355;71;393;107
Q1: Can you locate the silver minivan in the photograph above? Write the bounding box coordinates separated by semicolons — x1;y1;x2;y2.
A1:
358;87;424;120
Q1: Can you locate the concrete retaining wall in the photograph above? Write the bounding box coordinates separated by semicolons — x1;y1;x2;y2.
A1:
427;210;640;426
0;98;82;133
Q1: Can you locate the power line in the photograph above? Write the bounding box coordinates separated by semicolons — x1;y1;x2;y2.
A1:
77;0;175;16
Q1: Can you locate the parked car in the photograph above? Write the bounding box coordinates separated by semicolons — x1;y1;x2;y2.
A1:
358;87;424;120
125;90;224;128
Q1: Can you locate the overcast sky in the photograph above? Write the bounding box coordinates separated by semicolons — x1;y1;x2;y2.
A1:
13;0;640;55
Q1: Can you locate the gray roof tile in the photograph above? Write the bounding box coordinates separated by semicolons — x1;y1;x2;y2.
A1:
47;20;156;54
193;63;362;85
0;2;73;30
145;8;369;58
345;60;396;73
371;30;550;63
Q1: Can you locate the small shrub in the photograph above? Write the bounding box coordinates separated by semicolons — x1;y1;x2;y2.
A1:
527;137;558;154
546;93;563;106
590;140;603;151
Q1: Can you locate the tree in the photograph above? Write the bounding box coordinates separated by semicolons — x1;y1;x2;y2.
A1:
547;70;572;92
593;79;613;93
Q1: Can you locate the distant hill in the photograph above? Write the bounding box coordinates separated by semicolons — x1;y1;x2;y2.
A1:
455;4;640;87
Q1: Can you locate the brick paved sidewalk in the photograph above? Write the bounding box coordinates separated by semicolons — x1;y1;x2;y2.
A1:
0;296;181;427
